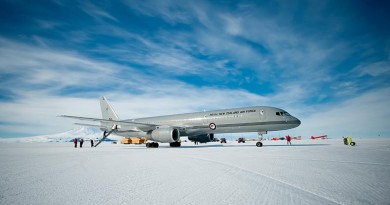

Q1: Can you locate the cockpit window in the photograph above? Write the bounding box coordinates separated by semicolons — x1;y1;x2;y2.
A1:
276;111;291;116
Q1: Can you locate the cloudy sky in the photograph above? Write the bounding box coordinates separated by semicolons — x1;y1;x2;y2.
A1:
0;0;389;139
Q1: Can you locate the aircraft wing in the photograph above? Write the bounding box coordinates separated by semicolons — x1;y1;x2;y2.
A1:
59;115;159;132
59;115;199;133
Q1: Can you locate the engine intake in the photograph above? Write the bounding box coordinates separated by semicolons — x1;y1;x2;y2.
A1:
148;127;180;143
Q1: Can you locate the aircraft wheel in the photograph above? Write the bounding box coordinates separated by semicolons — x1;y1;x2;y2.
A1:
170;142;181;147
146;142;159;148
256;142;263;147
350;142;356;146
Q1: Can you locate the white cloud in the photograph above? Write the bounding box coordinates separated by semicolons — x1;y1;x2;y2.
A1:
35;19;63;29
354;60;390;77
290;87;390;138
80;2;119;22
123;0;192;25
221;14;242;36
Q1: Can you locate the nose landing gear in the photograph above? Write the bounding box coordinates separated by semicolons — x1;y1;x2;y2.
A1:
256;131;266;147
256;142;263;147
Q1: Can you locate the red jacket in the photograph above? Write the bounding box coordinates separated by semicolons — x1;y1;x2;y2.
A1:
286;136;291;141
74;139;77;143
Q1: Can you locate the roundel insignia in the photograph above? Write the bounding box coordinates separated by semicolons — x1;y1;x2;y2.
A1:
209;123;216;130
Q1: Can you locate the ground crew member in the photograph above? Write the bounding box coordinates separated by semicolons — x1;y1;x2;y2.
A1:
286;135;292;145
91;139;94;147
73;138;77;148
80;138;84;148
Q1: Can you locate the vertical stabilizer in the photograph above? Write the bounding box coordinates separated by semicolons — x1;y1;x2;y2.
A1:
100;96;119;120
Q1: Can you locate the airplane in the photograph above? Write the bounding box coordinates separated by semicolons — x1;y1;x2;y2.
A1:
310;135;328;139
60;96;301;148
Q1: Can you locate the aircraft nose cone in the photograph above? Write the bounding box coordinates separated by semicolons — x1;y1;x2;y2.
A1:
296;118;301;126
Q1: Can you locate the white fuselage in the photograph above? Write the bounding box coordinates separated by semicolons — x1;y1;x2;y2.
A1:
116;106;301;138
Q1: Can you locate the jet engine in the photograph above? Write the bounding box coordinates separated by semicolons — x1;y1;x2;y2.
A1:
188;133;214;143
148;127;180;143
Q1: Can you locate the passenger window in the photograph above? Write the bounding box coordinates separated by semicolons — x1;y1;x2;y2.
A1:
276;112;280;116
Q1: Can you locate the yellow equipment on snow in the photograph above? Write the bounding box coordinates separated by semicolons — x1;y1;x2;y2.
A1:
343;137;356;146
121;137;146;144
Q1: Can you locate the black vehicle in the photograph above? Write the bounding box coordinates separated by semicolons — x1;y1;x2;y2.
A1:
220;138;227;143
238;138;245;143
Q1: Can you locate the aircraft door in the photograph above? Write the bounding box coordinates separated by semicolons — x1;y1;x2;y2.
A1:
202;115;208;125
259;109;265;120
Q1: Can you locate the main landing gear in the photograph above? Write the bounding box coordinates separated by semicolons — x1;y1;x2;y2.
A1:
169;141;181;147
146;142;159;148
146;141;181;148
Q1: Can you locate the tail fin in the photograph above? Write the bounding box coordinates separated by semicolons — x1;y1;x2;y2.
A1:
100;96;119;120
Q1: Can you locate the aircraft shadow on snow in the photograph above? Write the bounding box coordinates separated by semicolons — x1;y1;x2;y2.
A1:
119;143;330;149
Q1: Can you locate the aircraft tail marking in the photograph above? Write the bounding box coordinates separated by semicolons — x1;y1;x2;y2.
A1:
100;96;119;120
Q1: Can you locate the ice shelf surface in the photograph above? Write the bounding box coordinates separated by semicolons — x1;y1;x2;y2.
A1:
0;138;389;205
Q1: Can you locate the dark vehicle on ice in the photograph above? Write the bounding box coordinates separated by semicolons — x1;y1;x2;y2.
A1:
237;138;245;143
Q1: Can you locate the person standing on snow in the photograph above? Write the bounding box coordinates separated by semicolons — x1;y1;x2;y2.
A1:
286;135;292;145
73;138;78;148
91;139;94;147
80;138;84;148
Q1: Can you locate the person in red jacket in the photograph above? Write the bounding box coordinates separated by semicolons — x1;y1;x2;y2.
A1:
73;138;78;148
286;135;292;145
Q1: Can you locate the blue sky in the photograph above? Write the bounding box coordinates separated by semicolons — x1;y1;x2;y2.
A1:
0;0;389;138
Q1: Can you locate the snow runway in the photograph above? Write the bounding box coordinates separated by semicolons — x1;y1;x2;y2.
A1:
0;139;389;205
